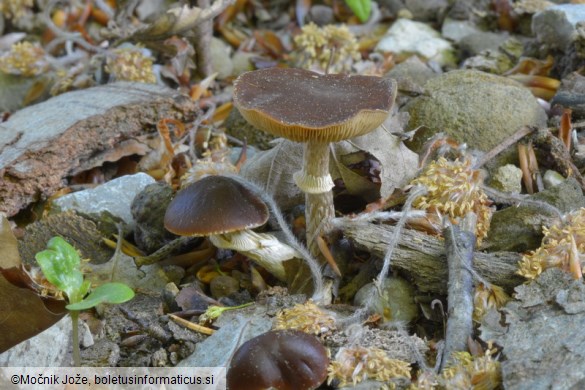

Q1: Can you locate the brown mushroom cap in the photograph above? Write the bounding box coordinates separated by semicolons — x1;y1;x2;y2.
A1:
233;67;397;143
227;329;329;390
164;176;269;236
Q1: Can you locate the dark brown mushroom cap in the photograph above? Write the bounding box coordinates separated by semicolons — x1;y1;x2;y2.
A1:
233;67;397;143
164;176;269;236
227;329;329;390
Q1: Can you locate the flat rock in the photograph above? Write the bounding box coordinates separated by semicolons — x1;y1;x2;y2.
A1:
0;316;72;367
481;269;585;390
53;173;155;228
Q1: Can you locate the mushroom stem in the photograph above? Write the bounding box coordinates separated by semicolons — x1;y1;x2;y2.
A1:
295;141;335;257
209;230;296;281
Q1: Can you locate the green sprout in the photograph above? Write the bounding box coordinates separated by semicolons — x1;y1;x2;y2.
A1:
199;302;254;324
345;0;371;23
35;236;134;366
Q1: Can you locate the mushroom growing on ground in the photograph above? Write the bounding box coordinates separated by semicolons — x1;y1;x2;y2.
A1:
233;67;397;256
227;329;329;390
164;175;297;281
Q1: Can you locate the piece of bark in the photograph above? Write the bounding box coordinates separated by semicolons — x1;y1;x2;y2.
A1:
17;211;113;266
340;221;524;294
441;218;476;369
0;82;195;217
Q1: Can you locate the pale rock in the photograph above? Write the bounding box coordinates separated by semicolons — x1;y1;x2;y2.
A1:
52;173;155;228
376;18;456;66
489;164;523;194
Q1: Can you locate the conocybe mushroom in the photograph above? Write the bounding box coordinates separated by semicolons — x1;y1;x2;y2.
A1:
233;68;397;256
164;175;297;280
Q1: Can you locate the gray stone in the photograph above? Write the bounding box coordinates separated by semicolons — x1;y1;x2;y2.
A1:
307;5;334;26
52;173;155;228
532;4;585;51
177;305;272;367
481;269;585;389
0;316;72;366
543;170;566;189
489;164;523;194
484;177;585;252
441;18;481;43
404;0;448;22
385;56;439;98
551;72;585;120
405;70;547;152
459;31;511;56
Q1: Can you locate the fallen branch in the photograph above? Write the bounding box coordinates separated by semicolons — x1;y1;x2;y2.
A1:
441;215;476;369
339;220;524;294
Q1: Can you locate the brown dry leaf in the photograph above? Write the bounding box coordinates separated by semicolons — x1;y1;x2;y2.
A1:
0;274;66;353
190;72;218;101
0;214;66;353
253;30;286;58
330;152;380;201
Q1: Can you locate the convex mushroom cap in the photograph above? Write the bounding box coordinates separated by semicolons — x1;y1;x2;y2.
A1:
164;175;269;238
227;329;329;390
164;176;296;281
233;67;397;143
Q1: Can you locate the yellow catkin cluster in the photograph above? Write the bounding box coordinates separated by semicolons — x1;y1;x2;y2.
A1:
328;346;411;387
105;48;156;83
473;283;510;322
273;301;336;336
441;350;502;390
0;42;49;77
518;208;585;279
410;157;493;245
293;23;361;73
0;0;33;19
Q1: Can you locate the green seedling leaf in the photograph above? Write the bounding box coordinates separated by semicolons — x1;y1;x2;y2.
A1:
66;282;135;311
345;0;371;22
35;236;87;303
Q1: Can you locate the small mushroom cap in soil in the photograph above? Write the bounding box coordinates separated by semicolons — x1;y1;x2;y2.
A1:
164;176;269;236
233;67;397;143
227;329;329;390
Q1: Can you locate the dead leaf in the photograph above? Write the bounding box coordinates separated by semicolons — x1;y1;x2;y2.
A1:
0;214;66;353
0;274;66;353
240;139;305;210
333;112;418;199
330;152;380;202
